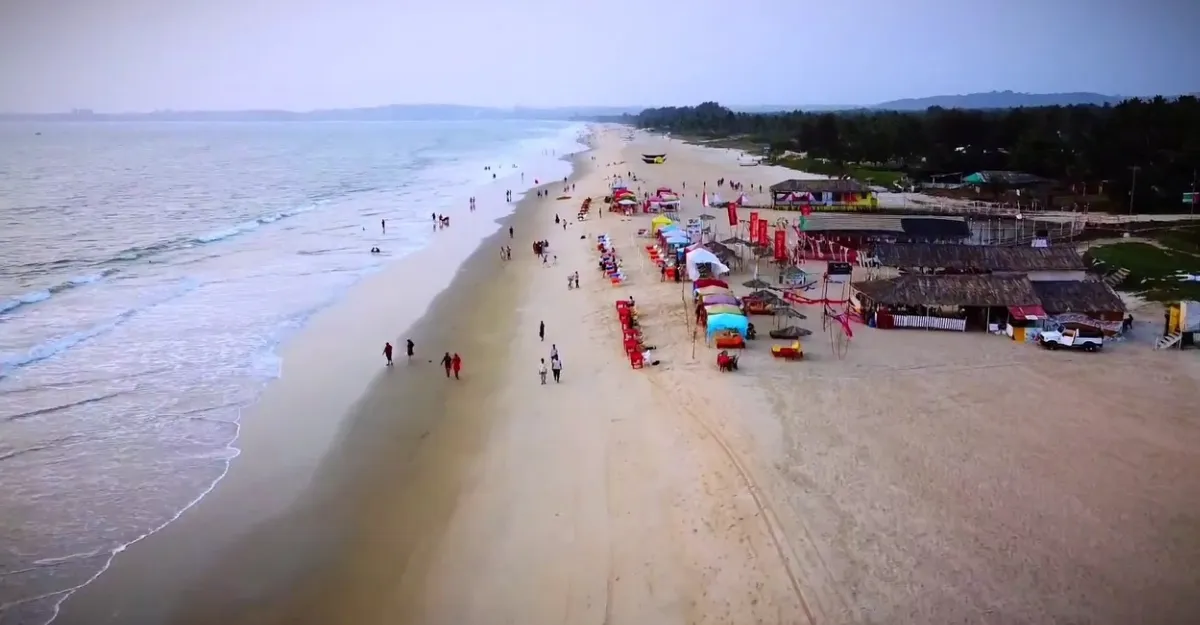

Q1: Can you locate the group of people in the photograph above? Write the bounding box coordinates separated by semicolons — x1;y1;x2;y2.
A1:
538;344;564;384
381;339;463;380
431;213;451;229
499;245;513;260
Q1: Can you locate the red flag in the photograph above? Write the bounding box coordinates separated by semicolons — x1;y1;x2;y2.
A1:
726;202;739;227
749;211;759;241
757;220;768;246
773;228;787;261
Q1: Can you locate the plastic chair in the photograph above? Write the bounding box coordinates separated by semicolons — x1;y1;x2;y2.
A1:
629;351;645;369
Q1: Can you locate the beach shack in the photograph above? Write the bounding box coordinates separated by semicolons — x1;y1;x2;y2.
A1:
1030;281;1126;334
770;179;877;209
853;274;1043;332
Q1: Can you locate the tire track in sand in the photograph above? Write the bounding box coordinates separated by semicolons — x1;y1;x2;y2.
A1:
645;373;834;625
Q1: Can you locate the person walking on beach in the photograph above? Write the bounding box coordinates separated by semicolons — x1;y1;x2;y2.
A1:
406;339;415;362
441;352;453;378
451;353;462;380
381;219;386;233
382;342;393;366
539;321;545;342
538;358;548;384
551;354;563;383
550;344;559;361
509;226;514;239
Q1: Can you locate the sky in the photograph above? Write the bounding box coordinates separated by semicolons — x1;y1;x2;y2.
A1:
1;0;1198;113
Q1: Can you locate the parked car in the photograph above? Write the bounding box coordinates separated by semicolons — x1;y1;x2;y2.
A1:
1038;325;1104;352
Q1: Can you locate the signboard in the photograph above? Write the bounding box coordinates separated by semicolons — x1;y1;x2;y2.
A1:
685;218;703;243
1185;192;1197;205
827;261;853;283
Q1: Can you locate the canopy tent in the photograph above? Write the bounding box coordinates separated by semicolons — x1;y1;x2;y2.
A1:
701;294;740;306
664;234;691;246
704;304;744;317
706;313;749;339
617;199;637;206
694;278;728;289
686;248;731;281
650;215;674;233
696;285;733;296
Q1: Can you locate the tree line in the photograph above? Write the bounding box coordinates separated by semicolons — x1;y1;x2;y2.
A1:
625;99;1200;212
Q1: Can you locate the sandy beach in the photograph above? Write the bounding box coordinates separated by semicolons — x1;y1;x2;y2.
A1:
56;127;1200;625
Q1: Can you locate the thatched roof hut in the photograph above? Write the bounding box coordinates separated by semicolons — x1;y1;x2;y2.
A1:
853;274;1041;307
1030;280;1126;317
869;243;1085;272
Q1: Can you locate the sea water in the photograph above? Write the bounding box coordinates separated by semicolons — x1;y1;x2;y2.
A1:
0;120;587;624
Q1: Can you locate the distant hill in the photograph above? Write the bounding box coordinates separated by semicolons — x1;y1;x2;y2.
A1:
871;91;1126;111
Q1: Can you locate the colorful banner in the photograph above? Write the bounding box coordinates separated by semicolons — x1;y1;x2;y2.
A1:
727;202;739;227
749;211;759;241
773;228;787;261
757;220;768;246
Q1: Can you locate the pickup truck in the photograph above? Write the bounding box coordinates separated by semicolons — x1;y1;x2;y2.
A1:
1038;326;1104;352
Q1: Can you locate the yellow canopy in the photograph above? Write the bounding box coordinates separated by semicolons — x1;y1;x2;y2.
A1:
650;215;674;233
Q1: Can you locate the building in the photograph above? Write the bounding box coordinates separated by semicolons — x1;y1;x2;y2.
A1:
852;245;1125;334
800;215;972;245
770;179;876;209
853;274;1042;331
865;243;1086;281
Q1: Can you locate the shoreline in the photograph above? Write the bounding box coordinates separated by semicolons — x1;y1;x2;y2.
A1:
55;126;1200;625
49;135;594;624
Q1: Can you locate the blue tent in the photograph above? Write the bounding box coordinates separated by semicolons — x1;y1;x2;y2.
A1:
706;313;749;340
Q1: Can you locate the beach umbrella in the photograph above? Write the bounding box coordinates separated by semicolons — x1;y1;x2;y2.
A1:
773;305;808;319
698;213;716;221
743;278;772;289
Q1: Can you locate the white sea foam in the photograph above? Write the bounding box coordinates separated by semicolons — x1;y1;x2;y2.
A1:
0;120;589;625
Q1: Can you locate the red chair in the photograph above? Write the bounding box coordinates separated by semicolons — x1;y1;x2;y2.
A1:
623;338;640;354
629;351;645;369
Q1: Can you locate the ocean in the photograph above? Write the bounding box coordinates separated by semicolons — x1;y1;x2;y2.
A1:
0;120;586;624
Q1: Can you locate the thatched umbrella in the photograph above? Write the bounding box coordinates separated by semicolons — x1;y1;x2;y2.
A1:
721;236;750;246
772;303;808;328
698;213;716;221
768;325;813;340
743;278;772;289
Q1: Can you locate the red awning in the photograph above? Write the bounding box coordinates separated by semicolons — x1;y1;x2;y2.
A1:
1008;305;1047;320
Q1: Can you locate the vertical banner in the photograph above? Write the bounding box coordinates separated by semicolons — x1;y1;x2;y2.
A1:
757;219;768;246
773;228;787;261
702;182;709;207
727;202;739;227
749;211;759;242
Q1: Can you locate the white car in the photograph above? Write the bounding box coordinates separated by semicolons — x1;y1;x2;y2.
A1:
1038;326;1104;352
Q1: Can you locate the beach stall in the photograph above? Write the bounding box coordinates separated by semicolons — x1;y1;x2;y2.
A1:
694;278;729;289
650;215;674;234
706;313;749;348
685;248;731;281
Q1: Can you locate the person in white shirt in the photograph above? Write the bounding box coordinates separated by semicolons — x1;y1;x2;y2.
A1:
551;355;563;383
538;358;548;385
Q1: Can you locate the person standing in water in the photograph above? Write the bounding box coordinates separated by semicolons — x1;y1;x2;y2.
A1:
382;342;393;366
381;219;386;233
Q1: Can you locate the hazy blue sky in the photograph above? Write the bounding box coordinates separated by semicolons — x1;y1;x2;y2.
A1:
2;0;1198;113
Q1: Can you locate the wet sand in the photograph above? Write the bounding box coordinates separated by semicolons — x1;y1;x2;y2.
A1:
56;127;1200;625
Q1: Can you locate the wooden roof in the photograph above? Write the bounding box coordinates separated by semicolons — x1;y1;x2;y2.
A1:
801;214;970;237
869;243;1085;272
1030;280;1126;314
770;179;871;194
853;274;1041;307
